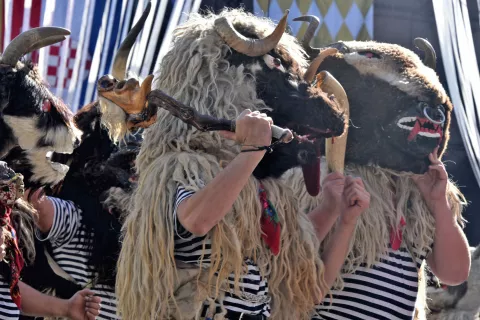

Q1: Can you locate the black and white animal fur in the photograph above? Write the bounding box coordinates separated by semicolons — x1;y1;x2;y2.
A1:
0;59;81;158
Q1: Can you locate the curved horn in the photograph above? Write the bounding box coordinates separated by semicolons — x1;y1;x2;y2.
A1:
293;15;320;57
112;1;152;80
2;27;70;67
317;71;349;174
304;48;338;82
214;10;289;57
414;37;436;70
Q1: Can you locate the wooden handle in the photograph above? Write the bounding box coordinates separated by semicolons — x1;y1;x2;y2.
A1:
148;89;293;142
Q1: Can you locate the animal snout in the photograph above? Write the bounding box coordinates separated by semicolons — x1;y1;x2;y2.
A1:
97;74;117;92
114;78;139;93
423;105;445;125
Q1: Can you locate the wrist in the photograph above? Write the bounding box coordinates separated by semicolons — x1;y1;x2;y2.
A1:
427;195;450;212
340;215;359;227
309;205;340;226
434;210;458;228
242;139;271;148
429;199;454;221
317;203;341;217
51;297;69;317
239;146;267;158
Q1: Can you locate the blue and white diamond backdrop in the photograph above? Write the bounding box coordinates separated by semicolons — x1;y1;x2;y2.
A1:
253;0;373;47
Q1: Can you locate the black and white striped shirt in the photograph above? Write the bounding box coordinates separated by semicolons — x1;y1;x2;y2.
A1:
35;197;119;320
313;246;426;320
0;276;19;320
174;187;271;318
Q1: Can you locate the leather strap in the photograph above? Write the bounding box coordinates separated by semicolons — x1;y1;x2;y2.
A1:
44;247;92;288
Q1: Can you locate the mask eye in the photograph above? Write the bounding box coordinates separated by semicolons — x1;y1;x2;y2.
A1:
263;54;286;73
42;99;52;112
358;51;381;59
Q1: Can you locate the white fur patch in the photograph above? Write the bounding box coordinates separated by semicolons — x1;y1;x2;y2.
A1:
247;62;263;74
3;116;42;150
27;148;68;185
44;124;80;154
342;51;447;100
3;115;80;154
98;97;128;143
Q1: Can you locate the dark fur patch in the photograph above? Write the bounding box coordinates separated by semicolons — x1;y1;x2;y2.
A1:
50;102;137;286
447;281;469;305
313;51;451;174
221;24;346;179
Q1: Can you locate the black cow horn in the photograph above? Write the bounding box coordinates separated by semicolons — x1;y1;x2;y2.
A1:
2;27;70;67
112;1;152;80
293;15;320;57
214;10;289;57
414;38;436;70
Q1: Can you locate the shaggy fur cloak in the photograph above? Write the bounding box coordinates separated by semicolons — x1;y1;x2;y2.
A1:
115;9;328;320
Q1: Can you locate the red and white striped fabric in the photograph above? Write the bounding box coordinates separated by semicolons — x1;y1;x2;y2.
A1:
2;0;94;108
45;39;92;90
2;0;205;110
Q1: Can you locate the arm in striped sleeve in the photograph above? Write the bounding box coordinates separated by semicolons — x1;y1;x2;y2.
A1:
35;197;81;248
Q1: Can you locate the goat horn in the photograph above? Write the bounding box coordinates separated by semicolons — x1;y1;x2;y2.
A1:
214;10;289;57
316;71;349;174
27;36;70;53
112;1;152;80
414;37;436;70
2;27;70;67
293;15;320;57
304;48;338;82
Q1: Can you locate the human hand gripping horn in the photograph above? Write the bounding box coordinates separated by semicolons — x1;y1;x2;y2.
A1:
146;90;294;144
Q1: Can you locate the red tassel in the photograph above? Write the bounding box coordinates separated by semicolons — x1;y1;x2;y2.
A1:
260;214;281;255
390;217;406;251
259;184;281;255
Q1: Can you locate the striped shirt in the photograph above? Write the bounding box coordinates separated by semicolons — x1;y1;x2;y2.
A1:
0;276;19;320
313;246;426;320
174;187;271;318
35;197;119;320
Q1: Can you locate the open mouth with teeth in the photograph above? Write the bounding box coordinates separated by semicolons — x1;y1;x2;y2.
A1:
397;117;443;142
288;123;335;143
293;125;334;143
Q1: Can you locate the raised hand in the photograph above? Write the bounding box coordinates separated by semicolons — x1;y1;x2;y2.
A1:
340;176;370;225
219;109;273;147
319;172;346;215
66;289;102;320
412;147;449;213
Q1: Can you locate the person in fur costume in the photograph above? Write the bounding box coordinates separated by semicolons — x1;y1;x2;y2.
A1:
284;17;471;320
107;8;374;320
3;5;150;319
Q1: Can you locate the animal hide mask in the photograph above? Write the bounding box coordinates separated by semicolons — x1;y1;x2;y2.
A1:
295;16;451;174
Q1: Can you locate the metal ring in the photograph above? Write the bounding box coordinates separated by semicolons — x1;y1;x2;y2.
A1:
423;106;445;124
